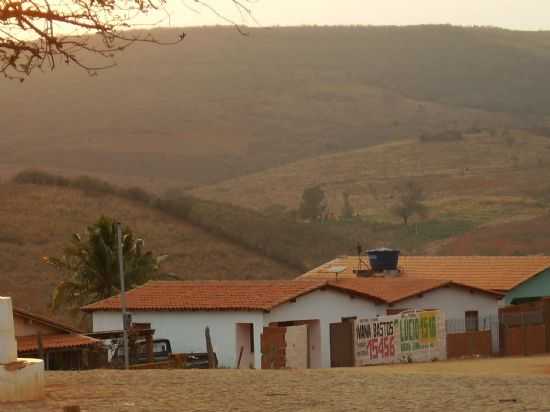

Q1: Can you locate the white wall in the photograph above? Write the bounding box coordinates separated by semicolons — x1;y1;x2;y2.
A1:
265;289;384;368
92;310;264;368
92;285;500;369
394;286;499;320
235;323;254;369
394;286;500;352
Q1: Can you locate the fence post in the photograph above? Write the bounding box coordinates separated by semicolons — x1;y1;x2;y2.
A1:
521;312;526;356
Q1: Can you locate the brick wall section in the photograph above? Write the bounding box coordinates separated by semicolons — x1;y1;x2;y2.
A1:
261;327;286;369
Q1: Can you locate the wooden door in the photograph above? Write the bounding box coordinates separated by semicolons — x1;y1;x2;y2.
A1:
330;321;355;367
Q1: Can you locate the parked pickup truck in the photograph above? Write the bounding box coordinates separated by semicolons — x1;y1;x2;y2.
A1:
111;339;211;368
112;338;172;365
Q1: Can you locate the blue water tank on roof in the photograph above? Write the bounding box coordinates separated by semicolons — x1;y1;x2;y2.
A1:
367;248;400;272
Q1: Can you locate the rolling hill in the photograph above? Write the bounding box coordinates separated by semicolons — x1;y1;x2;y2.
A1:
192;130;550;222
192;129;550;255
5;25;550;321
436;214;550;256
0;182;296;323
1;25;547;190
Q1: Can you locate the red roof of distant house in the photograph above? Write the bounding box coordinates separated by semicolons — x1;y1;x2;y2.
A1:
82;280;335;312
328;278;502;304
82;277;501;313
14;308;82;334
299;256;550;292
17;334;99;353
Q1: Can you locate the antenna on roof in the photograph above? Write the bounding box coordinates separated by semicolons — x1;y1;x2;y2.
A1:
357;242;363;272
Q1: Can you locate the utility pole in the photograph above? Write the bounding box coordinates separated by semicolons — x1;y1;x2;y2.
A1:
117;222;130;370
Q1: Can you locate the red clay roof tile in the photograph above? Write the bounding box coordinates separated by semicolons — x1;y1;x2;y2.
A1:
17;334;99;353
328;278;501;304
81;276;500;313
82;280;329;312
299;256;550;291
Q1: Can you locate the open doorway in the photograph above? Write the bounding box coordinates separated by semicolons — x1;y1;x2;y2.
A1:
235;323;255;369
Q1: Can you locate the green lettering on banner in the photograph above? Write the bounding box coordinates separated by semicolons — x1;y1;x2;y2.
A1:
424;317;428;339
430;316;436;338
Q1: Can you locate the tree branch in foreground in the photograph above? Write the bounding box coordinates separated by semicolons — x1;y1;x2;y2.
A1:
0;0;252;80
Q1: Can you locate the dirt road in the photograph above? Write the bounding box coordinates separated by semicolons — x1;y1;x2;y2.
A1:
6;356;550;412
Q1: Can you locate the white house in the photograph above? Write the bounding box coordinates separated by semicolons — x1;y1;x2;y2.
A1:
82;276;501;368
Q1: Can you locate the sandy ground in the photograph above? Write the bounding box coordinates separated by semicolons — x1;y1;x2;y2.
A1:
6;356;550;412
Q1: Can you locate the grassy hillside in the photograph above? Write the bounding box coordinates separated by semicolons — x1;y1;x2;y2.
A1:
193;129;550;254
193;129;550;222
0;182;296;323
1;25;543;189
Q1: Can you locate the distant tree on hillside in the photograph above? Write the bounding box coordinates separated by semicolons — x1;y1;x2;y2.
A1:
299;185;328;222
1;0;252;80
391;181;428;225
340;192;355;221
46;216;169;317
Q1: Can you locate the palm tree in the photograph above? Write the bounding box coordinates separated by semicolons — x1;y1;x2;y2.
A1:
45;216;168;317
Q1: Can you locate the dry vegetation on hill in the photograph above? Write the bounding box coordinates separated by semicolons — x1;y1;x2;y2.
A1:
193;130;550;226
193;129;550;255
0;183;296;322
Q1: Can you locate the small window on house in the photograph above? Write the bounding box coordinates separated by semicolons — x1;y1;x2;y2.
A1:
465;311;479;332
341;316;357;322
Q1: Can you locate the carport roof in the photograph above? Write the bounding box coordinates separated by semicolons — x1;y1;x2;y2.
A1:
17;334;99;353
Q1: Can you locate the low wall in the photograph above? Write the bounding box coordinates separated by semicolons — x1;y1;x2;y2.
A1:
0;359;45;402
503;324;546;356
447;331;492;358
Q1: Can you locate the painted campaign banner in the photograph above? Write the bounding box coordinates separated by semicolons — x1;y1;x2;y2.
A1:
354;310;446;366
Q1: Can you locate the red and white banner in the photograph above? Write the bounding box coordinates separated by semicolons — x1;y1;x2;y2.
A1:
354;310;446;366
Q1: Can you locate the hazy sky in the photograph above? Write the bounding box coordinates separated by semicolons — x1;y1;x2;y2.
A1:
165;0;550;30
